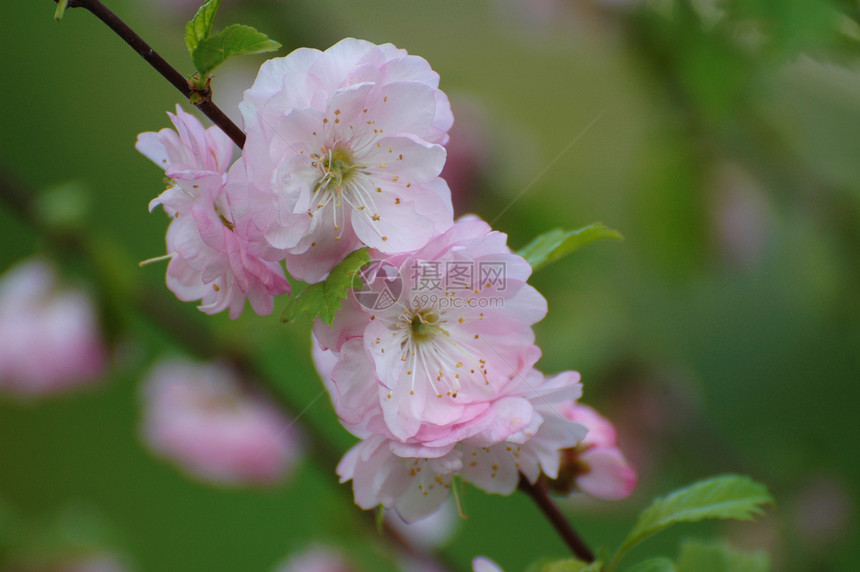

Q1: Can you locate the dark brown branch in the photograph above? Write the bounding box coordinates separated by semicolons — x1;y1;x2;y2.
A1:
518;474;595;563
58;0;246;149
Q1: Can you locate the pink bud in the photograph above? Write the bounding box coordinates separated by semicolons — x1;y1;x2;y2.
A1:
551;403;637;500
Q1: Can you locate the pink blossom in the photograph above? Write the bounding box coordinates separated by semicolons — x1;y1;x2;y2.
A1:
336;433;460;522
467;371;588;488
137;106;289;318
140;359;301;486
335;368;586;522
315;216;547;445
0;259;106;398
239;38;455;282
274;546;356;572
555;403;637;500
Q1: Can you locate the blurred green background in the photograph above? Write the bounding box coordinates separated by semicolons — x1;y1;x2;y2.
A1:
1;0;858;570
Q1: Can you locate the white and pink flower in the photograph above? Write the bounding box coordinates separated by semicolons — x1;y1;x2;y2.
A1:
239;38;455;282
315;216;547;445
334;368;586;522
137;106;289;318
0;259;106;398
140;358;301;486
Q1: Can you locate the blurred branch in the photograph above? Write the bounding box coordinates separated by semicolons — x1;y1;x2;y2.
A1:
518;474;595;563
52;0;246;148
0;165;460;572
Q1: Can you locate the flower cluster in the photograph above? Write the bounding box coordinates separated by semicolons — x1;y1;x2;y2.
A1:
137;38;634;523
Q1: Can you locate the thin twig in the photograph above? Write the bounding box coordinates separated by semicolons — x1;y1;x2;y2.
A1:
57;0;246;148
518;474;595;563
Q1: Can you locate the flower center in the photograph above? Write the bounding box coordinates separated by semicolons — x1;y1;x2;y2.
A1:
388;305;489;399
313;145;362;196
307;145;384;241
409;309;442;343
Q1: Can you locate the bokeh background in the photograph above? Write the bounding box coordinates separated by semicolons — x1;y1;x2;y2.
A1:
1;0;859;570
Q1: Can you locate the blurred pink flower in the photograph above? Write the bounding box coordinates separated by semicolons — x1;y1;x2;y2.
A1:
440;97;493;214
472;557;503;572
140;359;301;486
710;163;771;271
0;259;106;398
553;403;637;500
274;546;356;572
792;475;853;547
137;106;289;318
1;554;131;572
239;38;454;282
60;555;130;572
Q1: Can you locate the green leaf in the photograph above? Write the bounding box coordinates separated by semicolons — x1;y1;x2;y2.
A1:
185;0;222;56
610;475;772;570
625;558;677;572
517;223;623;272
281;248;370;325
526;558;600;572
191;24;281;78
677;540;769;572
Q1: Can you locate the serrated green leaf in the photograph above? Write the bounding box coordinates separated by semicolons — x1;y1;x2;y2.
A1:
609;475;772;571
191;24;281;77
526;558;598;572
281;248;370;325
625;558;677;572
627;475;773;548
677;540;769;572
517;223;623;272
185;0;222;56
